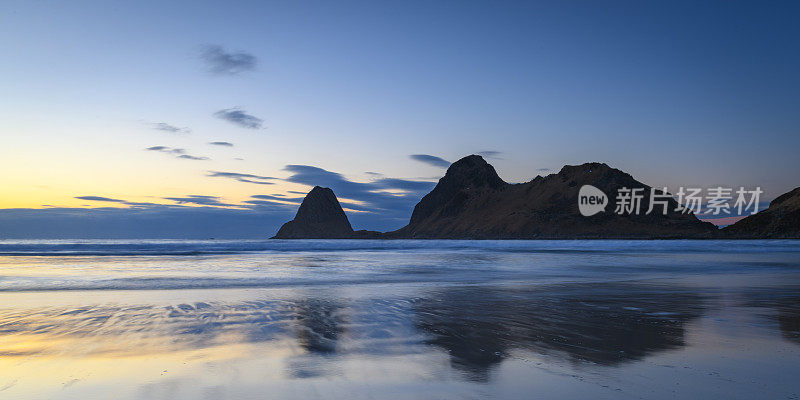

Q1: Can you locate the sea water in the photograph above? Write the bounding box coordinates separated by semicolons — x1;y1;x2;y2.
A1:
0;239;798;399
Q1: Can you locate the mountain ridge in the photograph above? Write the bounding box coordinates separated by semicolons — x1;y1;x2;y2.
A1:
385;156;717;239
273;155;732;239
723;186;800;238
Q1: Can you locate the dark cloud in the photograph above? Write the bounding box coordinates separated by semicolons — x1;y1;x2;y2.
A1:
282;164;436;229
410;154;450;168
149;122;190;134
214;108;263;129
164;195;234;207
206;171;277;185
371;178;436;192
200;45;257;75
145;146;209;161
209;141;234;147
74;196;125;203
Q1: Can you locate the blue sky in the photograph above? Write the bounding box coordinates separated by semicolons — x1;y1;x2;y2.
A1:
1;1;798;237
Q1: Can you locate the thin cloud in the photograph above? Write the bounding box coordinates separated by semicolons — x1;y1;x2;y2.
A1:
145;146;209;161
146;146;184;154
148;122;190;134
251;194;304;203
410;154;451;168
476;150;503;159
164;195;234;207
538;168;551;172
209;141;234;147
214;108;264;129
75;196;125;203
74;196;161;208
200;45;257;75
178;154;210;161
206;171;277;185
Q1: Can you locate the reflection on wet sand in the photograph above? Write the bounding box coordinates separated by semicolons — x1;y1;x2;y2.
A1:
414;285;705;381
0;300;296;357
0;285;705;369
746;290;800;346
292;298;347;354
779;305;800;344
2;281;800;399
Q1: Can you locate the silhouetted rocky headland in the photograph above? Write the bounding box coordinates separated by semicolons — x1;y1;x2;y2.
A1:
386;155;717;239
272;186;355;239
724;186;800;238
272;155;723;239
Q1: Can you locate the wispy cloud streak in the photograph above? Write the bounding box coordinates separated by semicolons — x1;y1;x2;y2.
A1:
148;122;190;134
145;146;209;161
206;171;277;185
75;196;126;203
410;154;450;168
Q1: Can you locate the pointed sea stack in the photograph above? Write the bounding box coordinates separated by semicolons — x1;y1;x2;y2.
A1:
388;155;718;239
724;187;800;238
272;186;355;239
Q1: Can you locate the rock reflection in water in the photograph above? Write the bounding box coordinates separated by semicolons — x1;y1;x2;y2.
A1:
414;284;705;381
778;304;800;344
292;298;347;354
0;285;707;378
746;290;800;345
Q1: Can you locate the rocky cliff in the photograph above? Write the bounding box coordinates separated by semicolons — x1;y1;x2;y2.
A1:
724;187;800;238
272;186;355;239
272;156;722;239
387;155;718;239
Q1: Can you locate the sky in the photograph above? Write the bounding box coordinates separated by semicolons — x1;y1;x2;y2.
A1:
1;0;799;238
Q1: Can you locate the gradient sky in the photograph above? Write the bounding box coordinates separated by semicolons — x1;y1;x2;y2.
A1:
1;1;799;237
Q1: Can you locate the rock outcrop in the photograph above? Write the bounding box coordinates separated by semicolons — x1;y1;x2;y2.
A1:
387;155;718;239
724;187;800;238
272;186;355;239
272;155;722;239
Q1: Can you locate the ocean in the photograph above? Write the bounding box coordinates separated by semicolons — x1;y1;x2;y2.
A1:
1;239;798;399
